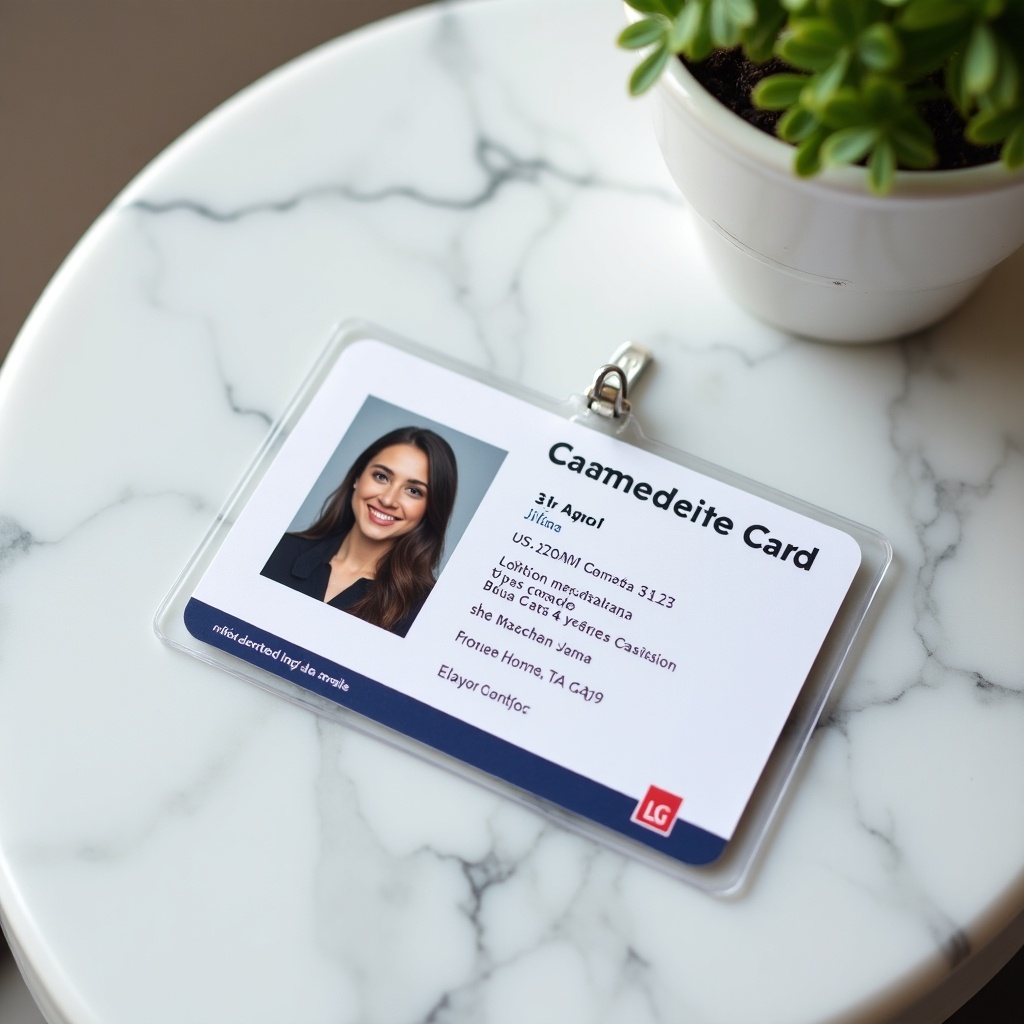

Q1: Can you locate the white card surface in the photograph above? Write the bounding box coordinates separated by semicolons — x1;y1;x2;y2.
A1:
182;338;863;867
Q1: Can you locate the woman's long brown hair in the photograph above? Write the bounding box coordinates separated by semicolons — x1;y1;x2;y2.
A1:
296;426;458;631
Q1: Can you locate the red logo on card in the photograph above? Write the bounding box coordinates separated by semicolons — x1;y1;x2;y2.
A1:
631;785;683;835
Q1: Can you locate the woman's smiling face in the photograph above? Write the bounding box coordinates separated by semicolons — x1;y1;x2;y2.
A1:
351;443;430;543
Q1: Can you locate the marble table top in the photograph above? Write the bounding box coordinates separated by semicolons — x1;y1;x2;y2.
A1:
1;1;1022;1022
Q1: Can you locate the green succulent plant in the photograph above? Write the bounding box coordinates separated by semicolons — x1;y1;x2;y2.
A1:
619;0;1024;193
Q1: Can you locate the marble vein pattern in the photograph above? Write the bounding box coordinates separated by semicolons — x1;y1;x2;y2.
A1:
0;2;1022;1023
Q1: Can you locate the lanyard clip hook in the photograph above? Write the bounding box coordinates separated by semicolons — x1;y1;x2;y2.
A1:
585;343;652;420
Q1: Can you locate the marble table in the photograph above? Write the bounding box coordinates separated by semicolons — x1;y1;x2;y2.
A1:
1;1;1022;1021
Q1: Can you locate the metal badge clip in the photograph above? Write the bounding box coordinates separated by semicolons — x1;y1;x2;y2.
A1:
585;342;652;420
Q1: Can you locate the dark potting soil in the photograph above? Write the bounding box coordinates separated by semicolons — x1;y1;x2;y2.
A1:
684;50;1002;172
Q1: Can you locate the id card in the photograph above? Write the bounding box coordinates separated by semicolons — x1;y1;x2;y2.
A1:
157;321;890;893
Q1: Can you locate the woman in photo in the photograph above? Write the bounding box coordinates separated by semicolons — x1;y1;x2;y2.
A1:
262;426;458;636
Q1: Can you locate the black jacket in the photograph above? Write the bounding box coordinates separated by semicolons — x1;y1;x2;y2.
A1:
260;531;427;637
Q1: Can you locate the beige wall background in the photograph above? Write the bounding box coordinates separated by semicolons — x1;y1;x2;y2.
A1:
0;0;425;362
0;3;1020;1022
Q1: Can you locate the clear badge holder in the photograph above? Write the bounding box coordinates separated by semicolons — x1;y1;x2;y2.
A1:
156;320;891;895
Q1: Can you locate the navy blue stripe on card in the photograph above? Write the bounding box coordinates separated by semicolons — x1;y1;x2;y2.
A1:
184;598;726;866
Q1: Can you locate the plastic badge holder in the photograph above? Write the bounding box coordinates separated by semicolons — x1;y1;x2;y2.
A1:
156;320;891;895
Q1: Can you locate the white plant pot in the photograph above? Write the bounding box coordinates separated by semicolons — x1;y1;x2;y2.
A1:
649;56;1024;342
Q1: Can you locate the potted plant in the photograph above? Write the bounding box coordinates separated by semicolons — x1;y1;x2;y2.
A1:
619;0;1024;342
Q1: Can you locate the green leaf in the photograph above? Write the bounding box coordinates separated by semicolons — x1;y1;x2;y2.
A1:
669;2;703;51
618;18;669;49
826;0;858;40
629;44;671;94
721;0;757;27
868;140;897;193
966;106;1023;144
779;20;847;71
858;24;902;71
946;49;970;112
742;2;787;61
688;5;716;59
787;19;846;47
890;123;938;167
1002;121;1024;168
778;105;819;141
793;130;826;175
804;51;851;107
899;0;971;30
964;23;998;96
899;21;968;79
821;88;867;127
894;111;936;149
625;0;676;15
991;43;1020;108
743;31;776;64
709;0;743;48
821;126;878;165
862;75;905;115
752;73;809;109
